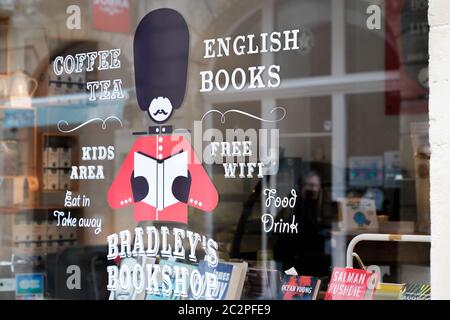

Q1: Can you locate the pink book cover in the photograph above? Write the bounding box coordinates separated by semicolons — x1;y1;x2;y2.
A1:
325;267;376;300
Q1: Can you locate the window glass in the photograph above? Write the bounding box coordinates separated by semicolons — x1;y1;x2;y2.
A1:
345;0;386;73
275;0;331;79
0;0;431;301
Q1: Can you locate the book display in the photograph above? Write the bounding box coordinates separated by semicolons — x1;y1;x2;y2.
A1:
400;283;431;300
373;283;404;300
241;266;282;300
337;198;379;232
104;258;431;301
280;275;321;300
325;267;376;300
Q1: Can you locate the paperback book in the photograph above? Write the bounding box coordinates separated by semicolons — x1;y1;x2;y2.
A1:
280;275;321;300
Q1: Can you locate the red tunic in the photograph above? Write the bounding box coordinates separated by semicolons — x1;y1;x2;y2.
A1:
108;134;218;223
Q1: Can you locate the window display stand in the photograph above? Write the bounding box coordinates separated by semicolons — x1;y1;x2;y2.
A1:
346;233;431;300
346;233;431;268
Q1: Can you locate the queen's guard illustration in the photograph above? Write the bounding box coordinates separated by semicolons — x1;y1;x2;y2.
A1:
108;8;218;223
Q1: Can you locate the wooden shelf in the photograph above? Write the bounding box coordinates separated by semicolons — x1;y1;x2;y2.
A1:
0;206;62;214
0;206;64;213
0;175;32;178
0;105;35;110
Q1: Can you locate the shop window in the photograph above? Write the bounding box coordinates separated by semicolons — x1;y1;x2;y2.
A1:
0;0;433;301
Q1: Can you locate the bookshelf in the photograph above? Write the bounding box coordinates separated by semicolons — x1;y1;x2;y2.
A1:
0;105;37;211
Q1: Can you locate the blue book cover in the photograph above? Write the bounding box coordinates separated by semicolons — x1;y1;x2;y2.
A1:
189;261;234;300
146;259;197;300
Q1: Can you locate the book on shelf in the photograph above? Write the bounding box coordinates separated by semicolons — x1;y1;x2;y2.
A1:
280;275;322;300
337;197;378;231
226;261;248;300
325;267;378;300
400;283;431;300
189;260;248;300
146;258;197;301
109;256;156;300
241;266;281;300
373;283;405;300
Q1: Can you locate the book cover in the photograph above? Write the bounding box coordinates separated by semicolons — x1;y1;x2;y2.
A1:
189;261;234;300
225;261;248;300
280;275;321;300
338;198;378;231
109;256;156;300
146;259;197;301
373;283;405;300
400;283;431;300
325;267;377;300
242;267;281;300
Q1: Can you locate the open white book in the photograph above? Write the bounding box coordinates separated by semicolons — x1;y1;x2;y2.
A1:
134;150;188;210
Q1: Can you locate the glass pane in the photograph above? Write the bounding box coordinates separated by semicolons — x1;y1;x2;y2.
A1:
345;0;386;73
275;0;332;79
344;92;430;284
0;0;432;301
212;11;262;87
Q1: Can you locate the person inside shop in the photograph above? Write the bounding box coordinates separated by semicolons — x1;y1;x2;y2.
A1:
273;171;330;277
